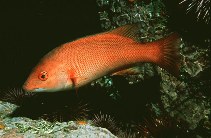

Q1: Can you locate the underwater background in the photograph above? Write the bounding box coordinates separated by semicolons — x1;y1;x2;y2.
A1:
0;0;210;137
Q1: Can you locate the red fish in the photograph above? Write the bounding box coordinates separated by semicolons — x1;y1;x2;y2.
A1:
23;24;181;92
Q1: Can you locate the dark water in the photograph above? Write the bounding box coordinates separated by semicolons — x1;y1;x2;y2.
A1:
0;0;101;89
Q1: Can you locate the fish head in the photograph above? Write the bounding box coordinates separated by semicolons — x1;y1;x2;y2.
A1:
23;60;73;92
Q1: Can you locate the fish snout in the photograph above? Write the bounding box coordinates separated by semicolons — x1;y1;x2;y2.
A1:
22;82;29;92
23;84;46;92
22;82;36;92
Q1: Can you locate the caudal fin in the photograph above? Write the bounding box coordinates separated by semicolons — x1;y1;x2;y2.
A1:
156;33;181;77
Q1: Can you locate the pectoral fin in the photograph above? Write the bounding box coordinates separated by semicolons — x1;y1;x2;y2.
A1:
69;71;88;94
70;77;77;88
68;70;78;94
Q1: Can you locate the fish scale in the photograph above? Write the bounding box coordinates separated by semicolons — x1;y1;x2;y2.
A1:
23;24;181;92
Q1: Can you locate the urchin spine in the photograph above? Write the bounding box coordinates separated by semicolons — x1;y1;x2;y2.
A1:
180;0;210;23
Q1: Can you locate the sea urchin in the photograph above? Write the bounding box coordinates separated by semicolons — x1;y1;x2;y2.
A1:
91;112;120;135
0;88;35;105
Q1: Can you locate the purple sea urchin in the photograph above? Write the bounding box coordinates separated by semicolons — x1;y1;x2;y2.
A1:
135;115;193;137
117;129;138;138
91;112;119;134
1;88;35;105
68;102;90;120
179;0;210;24
39;102;90;122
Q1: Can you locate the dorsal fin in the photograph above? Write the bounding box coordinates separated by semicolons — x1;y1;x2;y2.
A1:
108;24;140;41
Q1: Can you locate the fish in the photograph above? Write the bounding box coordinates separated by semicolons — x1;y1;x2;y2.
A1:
23;24;181;92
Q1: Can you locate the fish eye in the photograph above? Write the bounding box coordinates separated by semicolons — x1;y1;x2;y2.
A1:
38;71;48;81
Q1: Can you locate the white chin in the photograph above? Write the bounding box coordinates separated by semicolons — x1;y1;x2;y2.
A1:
32;88;47;92
28;88;56;92
36;87;70;92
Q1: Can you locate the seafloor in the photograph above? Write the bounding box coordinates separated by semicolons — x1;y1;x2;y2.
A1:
0;0;210;137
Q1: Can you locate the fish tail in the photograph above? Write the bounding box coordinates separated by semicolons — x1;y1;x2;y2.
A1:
156;33;181;76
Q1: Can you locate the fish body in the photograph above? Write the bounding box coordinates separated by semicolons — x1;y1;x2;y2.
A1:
23;24;181;92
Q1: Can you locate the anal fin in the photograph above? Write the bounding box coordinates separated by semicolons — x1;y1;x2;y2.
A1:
111;66;143;76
